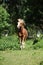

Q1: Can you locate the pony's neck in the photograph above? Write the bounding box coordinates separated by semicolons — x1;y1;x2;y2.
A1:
20;26;24;31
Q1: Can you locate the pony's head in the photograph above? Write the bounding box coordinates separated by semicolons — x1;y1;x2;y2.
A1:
17;19;25;29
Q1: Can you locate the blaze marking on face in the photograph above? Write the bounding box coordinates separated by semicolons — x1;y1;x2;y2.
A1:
17;22;20;28
17;19;25;29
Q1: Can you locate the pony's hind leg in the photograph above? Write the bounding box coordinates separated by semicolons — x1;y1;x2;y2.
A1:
22;37;25;49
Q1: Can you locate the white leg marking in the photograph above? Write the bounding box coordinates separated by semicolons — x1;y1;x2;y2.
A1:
22;41;25;49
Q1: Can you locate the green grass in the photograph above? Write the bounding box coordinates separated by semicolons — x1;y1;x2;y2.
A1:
0;35;20;50
0;35;43;65
0;49;43;65
0;35;43;50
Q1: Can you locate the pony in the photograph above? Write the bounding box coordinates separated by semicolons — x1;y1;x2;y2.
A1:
17;19;28;49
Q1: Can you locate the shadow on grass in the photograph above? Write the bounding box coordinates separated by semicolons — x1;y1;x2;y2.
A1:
40;61;43;65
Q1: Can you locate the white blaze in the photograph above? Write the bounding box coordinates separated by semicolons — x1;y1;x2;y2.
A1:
17;22;20;28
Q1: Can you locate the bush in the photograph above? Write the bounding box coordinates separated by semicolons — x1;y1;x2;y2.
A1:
0;35;20;50
0;6;10;36
33;38;43;49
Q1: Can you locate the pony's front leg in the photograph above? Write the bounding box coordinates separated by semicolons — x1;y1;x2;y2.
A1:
22;41;25;49
20;37;23;50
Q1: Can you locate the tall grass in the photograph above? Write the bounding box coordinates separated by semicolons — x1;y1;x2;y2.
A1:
0;35;20;50
0;35;43;50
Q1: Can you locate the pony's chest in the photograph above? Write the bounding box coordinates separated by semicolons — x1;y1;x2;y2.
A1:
18;29;23;37
18;29;25;37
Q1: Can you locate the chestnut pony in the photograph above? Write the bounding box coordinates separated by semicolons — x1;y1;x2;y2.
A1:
17;19;28;49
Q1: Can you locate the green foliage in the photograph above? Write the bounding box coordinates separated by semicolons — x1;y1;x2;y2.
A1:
0;35;19;50
8;25;15;35
0;6;10;36
33;39;43;49
0;6;10;28
0;35;43;50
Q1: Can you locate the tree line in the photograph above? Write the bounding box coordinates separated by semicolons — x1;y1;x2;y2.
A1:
0;0;43;37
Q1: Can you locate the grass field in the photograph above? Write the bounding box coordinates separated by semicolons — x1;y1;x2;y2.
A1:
0;49;43;65
0;35;43;65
